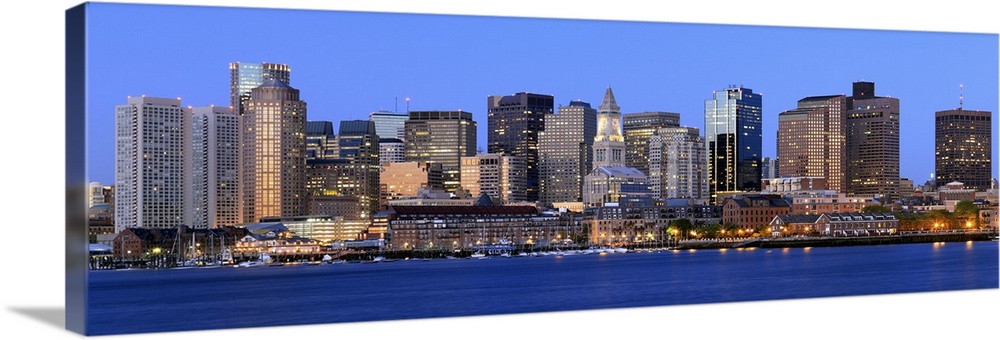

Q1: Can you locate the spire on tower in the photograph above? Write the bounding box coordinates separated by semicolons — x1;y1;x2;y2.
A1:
599;85;620;114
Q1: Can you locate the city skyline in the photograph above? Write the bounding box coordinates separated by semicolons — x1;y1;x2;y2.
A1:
85;3;998;186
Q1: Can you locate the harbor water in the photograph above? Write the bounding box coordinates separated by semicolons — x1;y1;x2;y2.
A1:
86;242;999;335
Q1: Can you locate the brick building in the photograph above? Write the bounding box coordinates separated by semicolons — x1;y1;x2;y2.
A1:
722;195;791;230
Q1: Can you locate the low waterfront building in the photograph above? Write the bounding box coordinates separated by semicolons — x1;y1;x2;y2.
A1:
980;206;999;229
111;226;248;265
790;193;878;215
89;204;115;244
234;223;323;256
387;205;577;250
722;195;792;230
768;212;899;237
584;204;722;246
257;216;370;243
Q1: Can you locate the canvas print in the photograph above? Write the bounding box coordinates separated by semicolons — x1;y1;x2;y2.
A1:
66;1;1000;336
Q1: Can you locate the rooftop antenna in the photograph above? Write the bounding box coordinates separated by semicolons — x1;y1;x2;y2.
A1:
959;84;964;109
395;97;398;113
406;97;410;114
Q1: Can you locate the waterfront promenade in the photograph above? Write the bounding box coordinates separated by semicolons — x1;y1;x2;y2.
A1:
676;229;997;249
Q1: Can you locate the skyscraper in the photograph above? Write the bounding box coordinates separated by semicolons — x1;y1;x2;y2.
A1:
305;121;336;160
404;111;477;193
487;92;554;202
704;86;762;203
777;95;847;193
229;61;290;115
539;100;597;204
623;111;680;175
242;79;307;222
649;127;707;200
370;111;408;141
583;86;653;207
190;105;242;228
461;153;528;204
115;96;190;231
846;81;899;201
935;108;992;191
335;120;381;217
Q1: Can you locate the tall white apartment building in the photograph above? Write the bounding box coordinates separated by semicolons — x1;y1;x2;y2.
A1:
190;105;242;228
114;96;190;231
461;153;527;204
649;127;707;200
538;100;597;204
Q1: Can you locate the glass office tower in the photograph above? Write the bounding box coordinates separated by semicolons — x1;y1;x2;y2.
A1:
704;86;762;204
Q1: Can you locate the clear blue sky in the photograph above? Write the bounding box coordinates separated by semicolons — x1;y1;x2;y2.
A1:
85;2;999;186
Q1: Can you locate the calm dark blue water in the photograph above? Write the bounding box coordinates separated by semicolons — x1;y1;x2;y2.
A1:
86;242;999;335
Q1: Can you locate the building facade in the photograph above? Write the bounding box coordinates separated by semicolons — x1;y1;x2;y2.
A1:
258;216;370;243
335;120;381;217
623;111;680;175
370;111;408;141
306;195;362;220
789;193;878;215
584;204;723;246
777;95;847;193
539;100;597;204
648;127;707;200
761;157;778;181
242;79;307;222
305;121;337;160
460;153;528;204
935;108;992;191
487;92;555;202
380;161;444;206
769;213;898;237
115;96;190;231
846;81;900;201
721;195;791;230
592;86;625;169
761;177;829;193
404;111;477;193
378;138;406;166
387;206;574;250
190;105;242;228
705;87;763;204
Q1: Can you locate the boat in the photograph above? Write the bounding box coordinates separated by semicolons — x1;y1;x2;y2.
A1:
361;256;385;264
499;252;512;258
470;252;488;259
991;236;999;242
237;260;263;268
